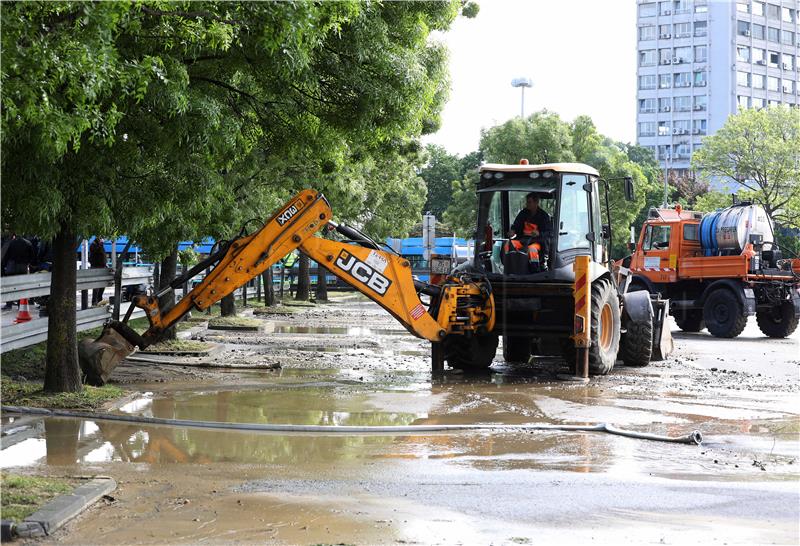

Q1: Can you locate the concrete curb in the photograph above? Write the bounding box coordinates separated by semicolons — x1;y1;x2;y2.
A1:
206;323;263;332
14;477;116;538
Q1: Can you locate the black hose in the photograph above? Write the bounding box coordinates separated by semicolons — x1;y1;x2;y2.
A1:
1;406;702;445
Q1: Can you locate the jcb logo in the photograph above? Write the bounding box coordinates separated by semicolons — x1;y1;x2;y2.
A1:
276;200;304;226
335;250;391;296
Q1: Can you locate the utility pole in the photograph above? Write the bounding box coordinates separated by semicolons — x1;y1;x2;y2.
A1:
511;77;533;118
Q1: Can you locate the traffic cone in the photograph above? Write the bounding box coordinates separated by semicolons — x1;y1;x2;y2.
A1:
14;298;33;323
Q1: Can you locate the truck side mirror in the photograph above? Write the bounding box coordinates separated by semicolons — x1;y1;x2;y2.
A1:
624;177;635;201
602;224;611;239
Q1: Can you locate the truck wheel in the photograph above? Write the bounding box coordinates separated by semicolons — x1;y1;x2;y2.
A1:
443;333;499;371
503;335;531;363
703;289;747;338
756;302;799;338
620;312;653;367
588;279;621;375
674;310;705;332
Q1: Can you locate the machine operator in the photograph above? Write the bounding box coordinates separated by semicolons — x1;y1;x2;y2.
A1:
505;192;552;272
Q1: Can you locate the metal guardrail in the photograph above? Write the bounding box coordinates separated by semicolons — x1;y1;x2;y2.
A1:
1;267;152;303
0;267;152;353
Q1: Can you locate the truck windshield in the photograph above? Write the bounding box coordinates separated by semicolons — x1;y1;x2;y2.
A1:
557;174;591;252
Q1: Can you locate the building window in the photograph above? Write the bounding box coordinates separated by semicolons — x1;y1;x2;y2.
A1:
660;48;672;64
659;97;671;112
694;45;707;63
640;49;657;66
639;98;657;113
659;24;671;38
675;144;691;158
781;30;794;46
753;73;766;89
766;3;780;20
694;1;708;14
694;96;707;111
694;20;707;37
659;73;672;89
753;2;765;16
639;75;657;90
768;99;780;106
639;25;657;41
673;0;690;14
658;121;671;136
737;45;751;62
768;51;780;68
674;46;691;63
782;7;795;23
738;95;751;109
640;2;657;17
674;120;691;134
659;1;671;15
783;54;795;71
767;75;779;91
783;80;795;94
674;72;691;88
639;122;656;137
737;3;750;14
753;23;765;39
692;119;707;135
767;26;779;43
753;97;766;109
693;70;707;87
658;145;671;158
674;96;691;111
674;22;691;38
737;71;751;87
737;20;751;37
753;47;766;64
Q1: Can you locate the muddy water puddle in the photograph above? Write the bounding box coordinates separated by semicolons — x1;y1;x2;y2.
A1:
267;323;408;336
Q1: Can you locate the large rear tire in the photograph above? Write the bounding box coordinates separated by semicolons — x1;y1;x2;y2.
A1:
620;312;653;367
756;302;799;338
443;333;499;371
502;335;531;363
674;310;705;332
703;289;747;338
588;278;621;375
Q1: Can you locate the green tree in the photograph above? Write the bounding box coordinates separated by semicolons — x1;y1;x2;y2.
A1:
1;1;465;391
692;105;800;230
480;110;575;164
420;144;462;218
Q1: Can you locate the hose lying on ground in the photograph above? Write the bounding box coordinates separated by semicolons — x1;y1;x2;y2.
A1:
1;405;703;445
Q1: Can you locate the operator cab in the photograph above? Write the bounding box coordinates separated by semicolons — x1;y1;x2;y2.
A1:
474;162;604;283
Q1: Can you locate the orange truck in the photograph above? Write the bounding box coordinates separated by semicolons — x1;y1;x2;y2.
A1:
618;203;800;339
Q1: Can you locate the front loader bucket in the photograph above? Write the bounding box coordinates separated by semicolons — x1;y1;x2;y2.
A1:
79;327;135;386
651;299;674;361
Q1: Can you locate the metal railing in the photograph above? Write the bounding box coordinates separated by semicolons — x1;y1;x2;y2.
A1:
0;267;153;353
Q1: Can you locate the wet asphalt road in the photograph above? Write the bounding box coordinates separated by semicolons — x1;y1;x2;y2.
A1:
1;297;798;544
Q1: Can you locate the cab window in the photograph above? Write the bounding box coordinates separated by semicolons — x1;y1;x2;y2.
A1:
683;223;699;241
644;224;671;250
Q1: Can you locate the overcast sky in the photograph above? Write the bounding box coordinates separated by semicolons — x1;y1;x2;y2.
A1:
424;0;637;156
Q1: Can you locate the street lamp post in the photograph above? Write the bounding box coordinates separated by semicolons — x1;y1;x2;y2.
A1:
511;77;533;118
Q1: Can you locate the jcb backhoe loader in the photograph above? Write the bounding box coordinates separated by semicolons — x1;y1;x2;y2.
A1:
80;163;671;385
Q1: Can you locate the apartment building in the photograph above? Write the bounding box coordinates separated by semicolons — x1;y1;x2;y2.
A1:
636;0;800;178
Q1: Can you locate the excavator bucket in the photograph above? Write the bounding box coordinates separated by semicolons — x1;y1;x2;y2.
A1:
650;298;674;361
79;327;135;386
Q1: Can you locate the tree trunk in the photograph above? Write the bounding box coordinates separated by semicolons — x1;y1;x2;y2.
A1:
221;293;236;316
44;221;82;393
295;253;310;301
256;272;262;302
316;264;329;302
264;268;275;306
242;282;248;307
158;249;178;341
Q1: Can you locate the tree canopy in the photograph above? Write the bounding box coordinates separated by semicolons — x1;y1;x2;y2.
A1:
692;105;800;231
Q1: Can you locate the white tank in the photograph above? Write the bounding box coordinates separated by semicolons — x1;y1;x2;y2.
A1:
711;204;773;252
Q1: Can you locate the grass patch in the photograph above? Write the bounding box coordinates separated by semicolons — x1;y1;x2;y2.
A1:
1;317;151;382
1;378;124;410
146;339;214;352
252;304;299;315
0;473;73;522
208;316;261;328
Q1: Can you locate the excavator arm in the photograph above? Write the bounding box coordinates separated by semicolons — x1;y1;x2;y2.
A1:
79;189;494;385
